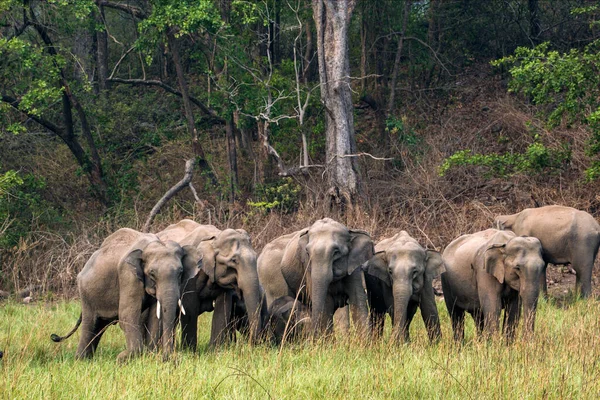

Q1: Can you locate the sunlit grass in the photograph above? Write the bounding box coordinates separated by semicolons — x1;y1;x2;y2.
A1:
1;298;600;399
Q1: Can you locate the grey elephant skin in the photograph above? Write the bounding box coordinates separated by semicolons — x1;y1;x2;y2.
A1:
265;296;311;343
51;228;199;361
155;220;262;349
442;229;545;341
257;218;373;335
495;205;600;297
362;231;444;342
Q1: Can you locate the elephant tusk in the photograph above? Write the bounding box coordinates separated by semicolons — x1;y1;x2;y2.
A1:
156;300;161;320
178;299;186;315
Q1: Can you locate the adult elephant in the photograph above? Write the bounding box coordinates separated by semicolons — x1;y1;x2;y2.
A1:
442;229;545;341
51;228;199;361
495;205;600;297
258;218;373;335
156;220;262;349
362;231;444;342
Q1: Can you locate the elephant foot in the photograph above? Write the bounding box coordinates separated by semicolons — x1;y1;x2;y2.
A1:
116;349;140;364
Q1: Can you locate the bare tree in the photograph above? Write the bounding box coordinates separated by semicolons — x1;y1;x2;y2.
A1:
312;0;360;210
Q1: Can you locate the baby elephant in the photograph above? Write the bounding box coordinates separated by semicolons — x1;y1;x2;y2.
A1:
362;231;445;342
495;205;600;297
442;229;545;341
51;228;200;361
266;296;311;344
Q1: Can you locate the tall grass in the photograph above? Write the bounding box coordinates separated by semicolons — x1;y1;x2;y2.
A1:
2;298;600;399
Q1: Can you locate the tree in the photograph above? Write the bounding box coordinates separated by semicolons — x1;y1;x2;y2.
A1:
312;0;360;210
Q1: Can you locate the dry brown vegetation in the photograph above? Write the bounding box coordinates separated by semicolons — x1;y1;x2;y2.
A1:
2;64;600;298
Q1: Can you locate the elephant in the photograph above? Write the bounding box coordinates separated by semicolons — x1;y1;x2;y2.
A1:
362;231;445;342
257;218;374;336
51;228;199;361
266;296;311;343
441;229;545;341
495;205;600;298
154;219;262;350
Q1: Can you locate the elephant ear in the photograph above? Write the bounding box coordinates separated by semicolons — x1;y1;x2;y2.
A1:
347;230;374;275
198;239;218;283
425;250;445;280
181;245;203;283
123;248;145;282
483;243;506;283
121;236;155;282
281;229;309;271
362;251;391;286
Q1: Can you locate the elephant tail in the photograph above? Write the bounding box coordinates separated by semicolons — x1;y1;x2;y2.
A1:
50;313;82;343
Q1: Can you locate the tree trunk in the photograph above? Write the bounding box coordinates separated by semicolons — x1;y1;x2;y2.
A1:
528;0;541;43
312;0;360;211
167;30;218;186
96;4;109;91
386;0;411;117
226;114;238;202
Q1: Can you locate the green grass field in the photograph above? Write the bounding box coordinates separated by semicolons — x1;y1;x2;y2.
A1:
1;298;599;399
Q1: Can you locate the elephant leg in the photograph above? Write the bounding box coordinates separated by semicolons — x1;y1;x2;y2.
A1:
572;254;594;298
539;265;548;298
333;306;350;335
503;296;521;341
402;301;419;342
420;281;442;342
370;311;385;338
76;310;102;359
143;303;161;351
450;307;466;343
209;292;234;348
479;293;502;336
472;310;485;335
180;297;200;351
345;271;369;336
117;309;144;362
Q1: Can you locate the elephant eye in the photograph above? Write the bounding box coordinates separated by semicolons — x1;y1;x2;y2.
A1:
514;265;521;271
230;256;238;264
149;270;157;279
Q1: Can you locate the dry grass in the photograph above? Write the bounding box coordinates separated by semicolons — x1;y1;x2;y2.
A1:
2;297;600;398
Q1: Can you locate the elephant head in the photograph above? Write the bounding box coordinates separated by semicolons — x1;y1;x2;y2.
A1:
268;296;311;343
122;239;200;357
197;229;262;340
478;235;545;333
281;218;373;334
363;231;444;339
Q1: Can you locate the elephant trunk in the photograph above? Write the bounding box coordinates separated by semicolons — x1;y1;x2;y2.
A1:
521;284;540;336
238;272;262;343
158;285;180;357
310;259;334;335
392;283;413;342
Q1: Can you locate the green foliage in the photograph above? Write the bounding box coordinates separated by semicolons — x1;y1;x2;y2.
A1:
247;177;301;214
0;169;61;249
0;38;64;119
439;139;571;178
493;40;600;179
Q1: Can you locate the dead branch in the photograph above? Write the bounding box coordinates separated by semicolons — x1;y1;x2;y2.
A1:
143;159;196;233
107;78;225;123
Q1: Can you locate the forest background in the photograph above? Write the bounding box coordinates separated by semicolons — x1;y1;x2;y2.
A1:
2;0;600;297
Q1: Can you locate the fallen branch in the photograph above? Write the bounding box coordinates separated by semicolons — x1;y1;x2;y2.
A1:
143;159;195;233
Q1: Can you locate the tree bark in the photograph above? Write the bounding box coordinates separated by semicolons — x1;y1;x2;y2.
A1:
312;0;360;211
386;0;411;117
226;114;238;202
167;30;218;186
96;4;109;91
528;0;541;43
143;159;196;232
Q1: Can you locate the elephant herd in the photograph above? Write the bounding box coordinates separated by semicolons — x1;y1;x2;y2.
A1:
51;205;600;361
